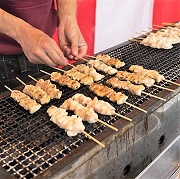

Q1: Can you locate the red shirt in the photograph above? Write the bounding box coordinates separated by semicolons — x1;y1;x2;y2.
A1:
0;0;58;55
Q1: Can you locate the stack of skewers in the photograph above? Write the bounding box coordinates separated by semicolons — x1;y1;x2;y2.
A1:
131;22;180;49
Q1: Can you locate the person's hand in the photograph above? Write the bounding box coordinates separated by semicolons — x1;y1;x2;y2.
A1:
17;24;68;67
58;18;88;60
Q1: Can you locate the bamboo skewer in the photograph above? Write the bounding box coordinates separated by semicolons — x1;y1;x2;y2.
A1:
53;67;64;73
142;91;166;101
28;75;38;82
147;27;160;31
153;84;175;92
76;56;88;62
40;70;51;76
129;38;141;42
124;101;147;113
164;79;180;87
67;63;75;67
97;119;118;131
16;77;26;86
132;37;145;40
5;85;12;92
162;22;175;26
153;24;166;29
82;131;105;148
114;113;132;122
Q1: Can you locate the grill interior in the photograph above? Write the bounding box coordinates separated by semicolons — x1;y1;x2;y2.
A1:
0;41;179;179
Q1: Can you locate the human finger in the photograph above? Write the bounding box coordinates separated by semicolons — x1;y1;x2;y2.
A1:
74;45;88;60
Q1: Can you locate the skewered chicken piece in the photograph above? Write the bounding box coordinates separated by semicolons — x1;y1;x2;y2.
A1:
129;65;165;83
23;85;51;104
87;59;118;75
64;69;94;85
72;64;105;81
47;105;105;147
139;25;180;49
16;77;51;104
61;98;118;130
95;54;125;68
140;35;173;49
5;86;41;114
72;93;116;115
72;93;132;121
30;78;62;99
106;77;145;96
89;83;128;104
50;71;81;90
89;83;147;113
106;77;166;101
60;98;98;123
115;71;155;87
174;22;180;28
47;106;85;136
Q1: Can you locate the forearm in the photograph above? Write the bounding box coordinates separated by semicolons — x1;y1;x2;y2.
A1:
0;8;32;43
56;0;77;21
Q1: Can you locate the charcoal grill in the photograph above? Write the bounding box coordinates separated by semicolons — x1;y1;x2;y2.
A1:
0;39;179;179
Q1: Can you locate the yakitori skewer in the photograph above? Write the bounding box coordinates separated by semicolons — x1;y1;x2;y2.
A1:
28;75;62;99
53;67;94;85
40;70;81;90
5;85;41;114
67;62;75;67
153;24;166;29
70;64;105;81
72;93;132;121
89;83;147;113
129;65;180;87
76;56;118;75
106;77;166;101
60;98;118;131
85;54;125;69
16;77;51;104
115;71;175;92
47;105;105;147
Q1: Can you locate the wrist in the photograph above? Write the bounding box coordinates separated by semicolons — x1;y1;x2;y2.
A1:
0;9;30;43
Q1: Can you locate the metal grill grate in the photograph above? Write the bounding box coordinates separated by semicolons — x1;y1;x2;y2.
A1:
0;41;179;178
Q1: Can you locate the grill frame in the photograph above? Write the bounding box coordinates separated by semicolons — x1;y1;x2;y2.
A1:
0;39;179;179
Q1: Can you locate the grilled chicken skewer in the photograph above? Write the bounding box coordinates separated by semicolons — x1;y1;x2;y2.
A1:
129;65;165;83
28;75;62;99
89;83;147;113
60;98;118;131
54;67;94;85
47;106;105;147
40;70;81;90
71;64;105;81
135;25;180;49
5;85;41;114
85;54;125;69
72;93;132;121
106;77;166;101
115;71;175;92
87;59;118;75
47;105;85;136
16;77;51;104
162;22;180;28
129;65;180;86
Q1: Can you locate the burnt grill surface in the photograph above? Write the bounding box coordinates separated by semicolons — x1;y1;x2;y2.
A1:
0;41;179;179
